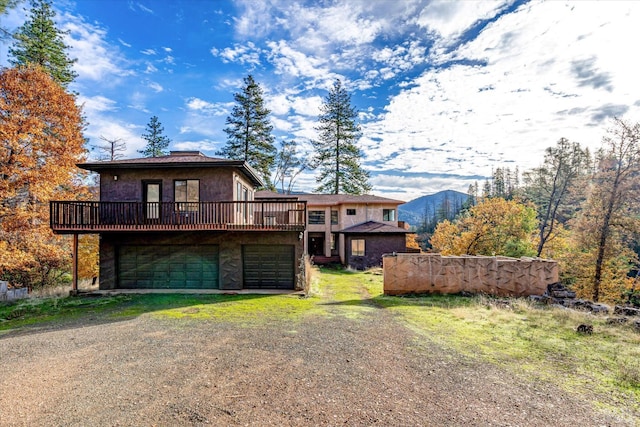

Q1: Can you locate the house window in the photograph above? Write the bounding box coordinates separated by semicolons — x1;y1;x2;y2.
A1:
383;209;396;221
351;239;365;256
330;233;336;250
331;210;338;225
175;180;199;211
346;208;356;216
236;182;252;222
309;210;326;224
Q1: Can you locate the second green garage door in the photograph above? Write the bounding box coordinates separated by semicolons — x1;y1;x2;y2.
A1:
243;245;295;289
118;245;219;289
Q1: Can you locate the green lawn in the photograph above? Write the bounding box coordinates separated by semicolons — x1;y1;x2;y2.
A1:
1;267;638;416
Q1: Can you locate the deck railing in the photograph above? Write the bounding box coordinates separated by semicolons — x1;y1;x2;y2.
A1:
50;201;307;233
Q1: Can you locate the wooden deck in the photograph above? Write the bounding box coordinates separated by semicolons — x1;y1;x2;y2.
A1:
50;200;307;233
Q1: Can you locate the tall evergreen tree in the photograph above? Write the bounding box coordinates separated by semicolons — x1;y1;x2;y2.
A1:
139;116;170;158
217;75;276;188
9;0;78;88
311;79;371;195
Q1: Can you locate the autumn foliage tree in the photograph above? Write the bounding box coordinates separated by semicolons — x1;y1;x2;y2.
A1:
430;197;537;257
0;66;86;288
566;119;640;302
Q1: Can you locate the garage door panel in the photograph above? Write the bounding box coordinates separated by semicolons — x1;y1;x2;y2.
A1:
118;245;219;289
243;245;294;290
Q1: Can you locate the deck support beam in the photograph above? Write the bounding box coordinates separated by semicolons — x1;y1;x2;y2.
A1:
71;233;79;295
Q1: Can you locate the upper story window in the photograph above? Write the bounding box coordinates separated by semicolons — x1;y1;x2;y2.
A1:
346;208;356;216
309;210;326;224
175;180;199;211
236;182;251;201
383;209;396;221
331;210;338;225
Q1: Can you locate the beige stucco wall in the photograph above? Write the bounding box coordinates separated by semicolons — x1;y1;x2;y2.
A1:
305;203;399;259
383;253;558;297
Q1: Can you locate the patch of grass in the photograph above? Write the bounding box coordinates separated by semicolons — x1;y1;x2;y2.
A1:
353;271;640;418
0;295;125;331
148;293;323;324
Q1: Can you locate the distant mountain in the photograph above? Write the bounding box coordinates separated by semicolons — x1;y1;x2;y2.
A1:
398;190;468;227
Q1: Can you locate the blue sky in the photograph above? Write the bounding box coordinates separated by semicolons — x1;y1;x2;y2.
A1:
1;0;638;202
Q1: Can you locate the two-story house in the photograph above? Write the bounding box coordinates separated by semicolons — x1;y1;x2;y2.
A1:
50;152;307;291
257;192;412;269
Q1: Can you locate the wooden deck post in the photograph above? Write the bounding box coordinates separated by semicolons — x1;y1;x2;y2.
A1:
72;233;78;295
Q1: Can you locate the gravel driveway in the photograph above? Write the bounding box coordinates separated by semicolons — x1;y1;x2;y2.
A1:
0;281;631;426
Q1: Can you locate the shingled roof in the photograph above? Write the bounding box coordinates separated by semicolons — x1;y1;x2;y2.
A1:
340;221;411;234
255;191;404;206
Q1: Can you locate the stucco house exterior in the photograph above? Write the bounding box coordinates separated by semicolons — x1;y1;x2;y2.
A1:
50;151;307;291
257;192;412;269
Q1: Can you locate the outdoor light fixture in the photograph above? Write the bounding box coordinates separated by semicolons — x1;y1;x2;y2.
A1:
113;175;118;181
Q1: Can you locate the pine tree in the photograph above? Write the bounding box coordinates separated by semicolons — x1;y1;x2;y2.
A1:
139;116;170;157
312;79;371;195
9;0;78;88
217;75;276;188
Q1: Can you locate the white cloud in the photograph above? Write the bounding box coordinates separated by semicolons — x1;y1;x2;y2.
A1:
77;95;119;114
62;13;132;82
211;42;262;65
415;0;511;43
144;63;158;73
172;140;220;153
185;98;231;116
148;82;163;92
363;0;640;196
140;48;157;55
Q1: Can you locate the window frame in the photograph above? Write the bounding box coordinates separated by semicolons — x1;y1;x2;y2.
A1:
346;208;356;216
383;208;396;221
174;179;199;212
308;210;326;225
331;210;339;225
351;239;365;257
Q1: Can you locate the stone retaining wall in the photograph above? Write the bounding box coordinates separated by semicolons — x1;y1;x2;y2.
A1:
0;281;29;302
383;253;558;297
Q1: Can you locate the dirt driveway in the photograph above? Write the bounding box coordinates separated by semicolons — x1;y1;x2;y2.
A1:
0;278;631;426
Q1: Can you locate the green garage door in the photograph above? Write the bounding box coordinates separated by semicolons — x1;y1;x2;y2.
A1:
118;245;219;289
243;245;295;290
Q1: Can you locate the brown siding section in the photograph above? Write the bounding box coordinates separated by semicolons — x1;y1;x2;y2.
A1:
344;234;407;270
99;167;235;202
99;231;303;290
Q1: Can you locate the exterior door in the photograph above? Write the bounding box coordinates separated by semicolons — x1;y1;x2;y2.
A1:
144;181;161;220
308;233;325;256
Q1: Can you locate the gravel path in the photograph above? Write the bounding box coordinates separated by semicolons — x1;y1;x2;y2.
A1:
0;286;631;426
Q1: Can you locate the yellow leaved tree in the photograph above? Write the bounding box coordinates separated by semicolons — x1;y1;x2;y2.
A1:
0;65;87;288
430;197;537;257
